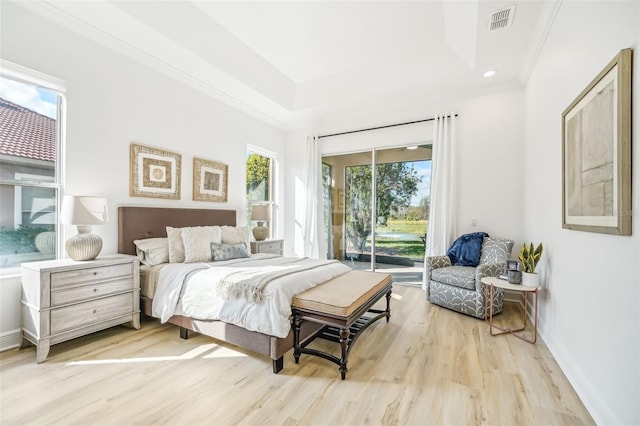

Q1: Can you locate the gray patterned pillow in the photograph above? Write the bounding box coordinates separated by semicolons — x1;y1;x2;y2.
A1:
479;237;514;265
210;243;250;261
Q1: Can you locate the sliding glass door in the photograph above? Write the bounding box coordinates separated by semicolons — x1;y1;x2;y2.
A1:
323;145;431;281
345;162;373;262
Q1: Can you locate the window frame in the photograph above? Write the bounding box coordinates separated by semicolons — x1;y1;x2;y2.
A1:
246;144;279;239
0;61;65;272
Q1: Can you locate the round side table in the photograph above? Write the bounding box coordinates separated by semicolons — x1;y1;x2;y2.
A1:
481;276;540;344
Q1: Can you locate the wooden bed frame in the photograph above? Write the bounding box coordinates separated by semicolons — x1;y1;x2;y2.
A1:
117;206;321;373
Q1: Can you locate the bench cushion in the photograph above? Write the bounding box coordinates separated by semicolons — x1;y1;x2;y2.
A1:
292;270;392;317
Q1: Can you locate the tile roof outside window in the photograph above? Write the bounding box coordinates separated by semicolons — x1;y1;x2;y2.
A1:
0;97;55;162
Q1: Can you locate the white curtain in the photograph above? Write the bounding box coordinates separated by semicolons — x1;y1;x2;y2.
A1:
302;134;326;259
422;114;457;290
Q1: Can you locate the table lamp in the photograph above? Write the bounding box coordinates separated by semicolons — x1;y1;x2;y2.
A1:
251;204;270;241
61;196;108;260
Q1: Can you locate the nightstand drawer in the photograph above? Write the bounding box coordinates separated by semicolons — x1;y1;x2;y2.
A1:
51;293;133;334
51;277;134;306
51;263;133;289
259;242;282;254
251;240;284;255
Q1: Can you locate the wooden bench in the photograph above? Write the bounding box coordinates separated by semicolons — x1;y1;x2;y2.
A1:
291;270;393;379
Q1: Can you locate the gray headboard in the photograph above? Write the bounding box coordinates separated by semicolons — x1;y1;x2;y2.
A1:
118;206;236;255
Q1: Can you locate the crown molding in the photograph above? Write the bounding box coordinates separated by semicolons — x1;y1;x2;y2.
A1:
13;1;291;130
518;0;563;84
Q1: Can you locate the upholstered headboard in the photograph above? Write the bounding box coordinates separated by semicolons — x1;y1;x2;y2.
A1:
117;206;236;255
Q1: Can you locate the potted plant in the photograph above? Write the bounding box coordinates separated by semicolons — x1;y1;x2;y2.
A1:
518;242;543;286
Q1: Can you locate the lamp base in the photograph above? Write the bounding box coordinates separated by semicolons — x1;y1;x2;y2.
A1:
35;231;56;254
65;233;103;261
252;223;268;241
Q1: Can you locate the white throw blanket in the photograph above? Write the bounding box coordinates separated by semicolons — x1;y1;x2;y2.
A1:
216;257;340;303
151;254;351;337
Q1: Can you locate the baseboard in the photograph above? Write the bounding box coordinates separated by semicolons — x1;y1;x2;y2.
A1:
0;329;21;352
503;289;521;303
539;334;617;425
511;299;615;425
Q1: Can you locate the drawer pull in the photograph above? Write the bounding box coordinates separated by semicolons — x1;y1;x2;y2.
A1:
93;288;98;292
93;309;98;314
93;272;98;276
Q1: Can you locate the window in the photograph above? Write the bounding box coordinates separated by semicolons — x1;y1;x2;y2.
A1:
0;71;63;269
322;162;332;259
246;146;278;238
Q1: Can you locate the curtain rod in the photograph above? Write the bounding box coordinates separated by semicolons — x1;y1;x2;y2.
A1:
317;114;458;139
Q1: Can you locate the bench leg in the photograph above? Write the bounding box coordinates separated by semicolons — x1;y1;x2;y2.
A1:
385;290;392;323
339;327;350;380
293;316;302;364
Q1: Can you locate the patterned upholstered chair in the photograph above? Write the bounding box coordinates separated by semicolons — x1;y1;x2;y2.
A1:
425;236;514;319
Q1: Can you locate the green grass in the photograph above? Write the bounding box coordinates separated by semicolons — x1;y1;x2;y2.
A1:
360;219;428;259
376;219;427;235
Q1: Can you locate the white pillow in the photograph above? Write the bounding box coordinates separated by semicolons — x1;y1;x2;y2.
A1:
182;226;222;263
221;226;251;252
166;227;186;263
133;237;169;266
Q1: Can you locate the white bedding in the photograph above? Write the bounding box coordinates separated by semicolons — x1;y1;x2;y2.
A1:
151;254;351;338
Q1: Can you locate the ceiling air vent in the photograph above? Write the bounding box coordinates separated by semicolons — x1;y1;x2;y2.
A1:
488;6;516;31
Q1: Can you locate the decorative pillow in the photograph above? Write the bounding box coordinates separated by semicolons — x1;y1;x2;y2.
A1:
182;226;222;263
221;226;252;252
210;242;250;262
479;237;514;265
166;227;186;263
133;237;169;266
446;232;489;266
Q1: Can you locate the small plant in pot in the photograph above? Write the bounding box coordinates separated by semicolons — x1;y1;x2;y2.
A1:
518;242;543;286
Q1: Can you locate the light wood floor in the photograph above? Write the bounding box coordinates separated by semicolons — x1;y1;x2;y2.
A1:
1;285;593;426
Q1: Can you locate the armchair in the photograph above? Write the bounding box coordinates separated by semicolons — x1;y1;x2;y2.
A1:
425;236;514;319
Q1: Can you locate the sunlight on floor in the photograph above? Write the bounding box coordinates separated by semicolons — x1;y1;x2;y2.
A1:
65;343;247;366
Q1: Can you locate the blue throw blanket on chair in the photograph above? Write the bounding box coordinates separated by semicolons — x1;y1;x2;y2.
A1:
446;232;489;266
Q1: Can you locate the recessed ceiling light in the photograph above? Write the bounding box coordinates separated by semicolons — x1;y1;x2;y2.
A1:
483;70;497;78
406;146;418;150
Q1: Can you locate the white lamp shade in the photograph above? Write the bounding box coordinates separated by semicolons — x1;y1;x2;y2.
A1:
61;196;109;225
251;205;271;221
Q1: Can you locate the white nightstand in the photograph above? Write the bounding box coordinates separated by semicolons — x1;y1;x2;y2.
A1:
20;255;141;363
251;239;284;255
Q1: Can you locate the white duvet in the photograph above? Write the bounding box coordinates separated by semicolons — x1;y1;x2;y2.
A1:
152;254;351;338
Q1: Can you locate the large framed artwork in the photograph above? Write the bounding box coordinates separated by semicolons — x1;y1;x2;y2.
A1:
130;143;181;200
193;157;228;202
562;48;632;235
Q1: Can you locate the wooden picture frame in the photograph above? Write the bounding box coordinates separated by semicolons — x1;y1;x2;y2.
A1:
130;143;181;200
562;48;632;235
193;157;228;202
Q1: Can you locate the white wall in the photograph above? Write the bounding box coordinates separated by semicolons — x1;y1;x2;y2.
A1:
3;2;637;423
0;3;286;346
523;1;639;425
285;89;525;257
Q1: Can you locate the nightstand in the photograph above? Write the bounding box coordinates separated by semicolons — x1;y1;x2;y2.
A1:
251;239;284;255
20;255;140;363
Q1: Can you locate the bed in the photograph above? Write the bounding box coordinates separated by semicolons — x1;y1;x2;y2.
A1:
117;206;348;373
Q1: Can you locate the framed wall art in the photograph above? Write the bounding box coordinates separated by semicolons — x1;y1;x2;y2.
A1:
129;143;181;200
562;48;632;235
193;157;228;202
